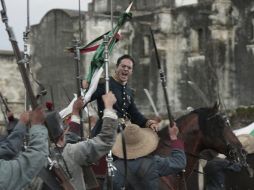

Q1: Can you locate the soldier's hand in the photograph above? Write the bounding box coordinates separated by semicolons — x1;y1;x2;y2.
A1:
82;80;89;89
7;111;14;118
152;116;162;123
30;107;45;125
19;112;30;125
72;97;84;115
168;122;179;140
102;91;116;109
146;119;160;132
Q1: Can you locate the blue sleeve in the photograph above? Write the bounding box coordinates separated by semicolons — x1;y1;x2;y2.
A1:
0;124;49;190
155;149;187;176
0;121;27;160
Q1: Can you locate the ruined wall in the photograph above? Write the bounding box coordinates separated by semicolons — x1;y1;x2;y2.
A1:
128;0;254;113
90;0;174;13
24;0;254;118
0;50;25;130
231;0;254;107
30;9;86;110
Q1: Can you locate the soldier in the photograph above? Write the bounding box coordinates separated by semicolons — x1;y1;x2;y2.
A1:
201;150;241;190
43;92;118;189
107;122;186;190
88;54;160;137
0;107;49;190
0;112;28;160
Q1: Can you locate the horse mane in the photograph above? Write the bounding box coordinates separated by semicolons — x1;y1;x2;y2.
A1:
191;107;225;138
158;107;224;141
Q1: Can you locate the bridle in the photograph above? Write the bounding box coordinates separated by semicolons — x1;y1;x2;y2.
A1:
207;112;248;167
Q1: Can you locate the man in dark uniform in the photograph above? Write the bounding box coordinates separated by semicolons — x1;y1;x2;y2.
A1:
200;149;241;190
88;54;159;136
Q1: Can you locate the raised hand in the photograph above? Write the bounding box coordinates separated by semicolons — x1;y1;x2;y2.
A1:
30;107;45;125
168;122;179;140
102;91;116;109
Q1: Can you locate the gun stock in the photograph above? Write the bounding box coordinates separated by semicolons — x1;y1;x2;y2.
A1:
51;164;74;190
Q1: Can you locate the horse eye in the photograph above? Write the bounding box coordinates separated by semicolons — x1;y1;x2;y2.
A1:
221;115;230;126
226;119;231;126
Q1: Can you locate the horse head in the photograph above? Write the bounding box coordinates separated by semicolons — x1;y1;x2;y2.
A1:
156;103;249;190
194;102;247;166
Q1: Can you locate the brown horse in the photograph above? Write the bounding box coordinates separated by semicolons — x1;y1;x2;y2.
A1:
155;103;247;190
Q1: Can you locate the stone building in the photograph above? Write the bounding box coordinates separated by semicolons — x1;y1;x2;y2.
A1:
85;0;254;114
1;0;254;122
0;50;25;131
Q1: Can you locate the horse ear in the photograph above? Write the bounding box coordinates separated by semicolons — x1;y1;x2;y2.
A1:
212;101;220;112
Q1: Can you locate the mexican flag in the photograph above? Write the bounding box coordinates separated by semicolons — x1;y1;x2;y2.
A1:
83;2;132;103
85;10;132;84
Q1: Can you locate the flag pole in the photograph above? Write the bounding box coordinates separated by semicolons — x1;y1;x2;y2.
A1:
103;33;114;190
72;0;84;139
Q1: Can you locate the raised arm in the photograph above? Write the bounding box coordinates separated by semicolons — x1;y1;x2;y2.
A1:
0;112;29;160
64;91;118;166
155;123;186;176
0;107;49;190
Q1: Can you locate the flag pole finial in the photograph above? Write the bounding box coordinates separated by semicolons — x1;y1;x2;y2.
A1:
125;1;133;13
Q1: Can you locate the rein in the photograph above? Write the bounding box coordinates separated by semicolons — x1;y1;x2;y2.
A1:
185;151;201;160
118;123;128;190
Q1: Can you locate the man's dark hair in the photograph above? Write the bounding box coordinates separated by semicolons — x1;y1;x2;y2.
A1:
116;54;135;67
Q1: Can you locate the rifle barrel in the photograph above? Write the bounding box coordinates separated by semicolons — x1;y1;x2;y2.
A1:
150;28;174;126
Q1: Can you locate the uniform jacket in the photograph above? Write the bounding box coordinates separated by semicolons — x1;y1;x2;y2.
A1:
0;125;49;190
58;115;118;190
110;139;186;190
91;77;148;136
0;121;27;160
204;158;241;190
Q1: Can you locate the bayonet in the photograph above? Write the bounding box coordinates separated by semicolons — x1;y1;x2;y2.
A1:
144;89;159;117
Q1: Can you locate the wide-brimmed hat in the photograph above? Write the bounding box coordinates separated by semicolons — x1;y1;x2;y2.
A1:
237;134;254;154
112;124;159;159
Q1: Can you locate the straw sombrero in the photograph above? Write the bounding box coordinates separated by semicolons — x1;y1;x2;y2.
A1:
237;134;254;154
112;123;159;159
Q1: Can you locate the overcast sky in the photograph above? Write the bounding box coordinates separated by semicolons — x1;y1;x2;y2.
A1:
0;0;91;50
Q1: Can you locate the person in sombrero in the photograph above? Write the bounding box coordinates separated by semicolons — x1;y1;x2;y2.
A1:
108;122;186;190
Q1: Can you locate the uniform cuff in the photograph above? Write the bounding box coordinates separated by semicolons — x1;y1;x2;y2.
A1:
102;108;117;120
71;114;80;124
68;122;81;136
171;139;184;150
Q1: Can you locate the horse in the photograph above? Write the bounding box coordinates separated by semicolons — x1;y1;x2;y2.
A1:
155;103;247;190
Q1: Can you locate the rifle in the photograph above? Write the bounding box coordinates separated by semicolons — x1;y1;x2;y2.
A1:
0;92;10;126
150;28;174;127
0;92;10;112
0;1;74;189
48;157;75;190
